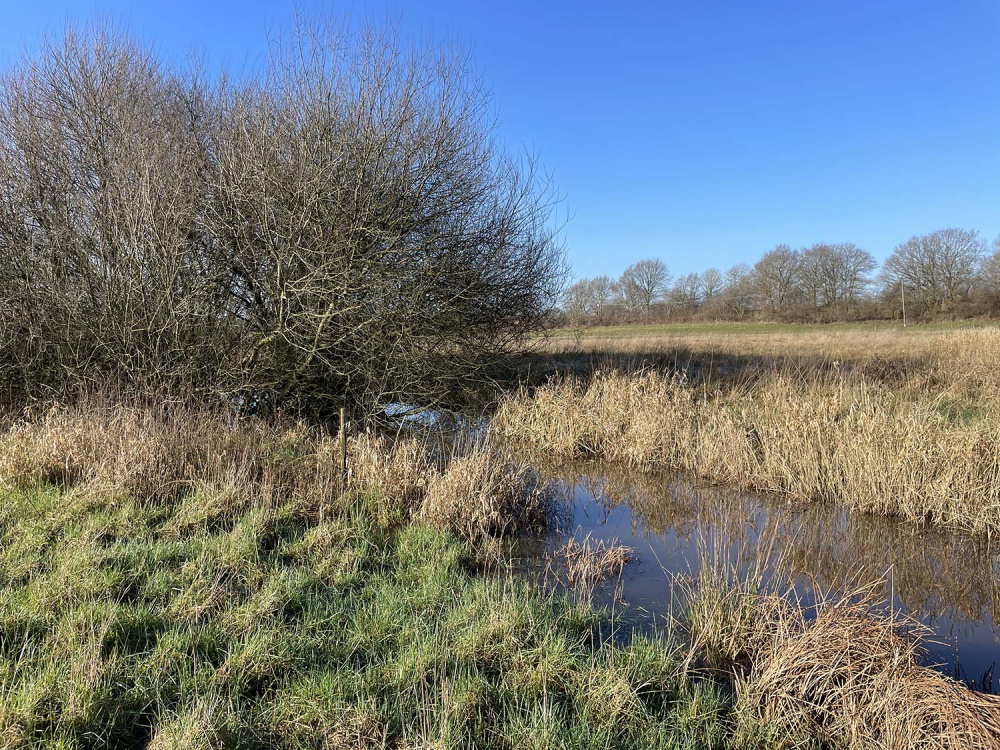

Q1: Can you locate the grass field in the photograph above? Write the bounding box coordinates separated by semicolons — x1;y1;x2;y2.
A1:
1;404;998;748
548;320;1000;340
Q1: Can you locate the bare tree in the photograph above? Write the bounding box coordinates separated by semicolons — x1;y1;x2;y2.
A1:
619;258;670;316
979;236;1000;304
799;243;876;307
668;272;701;311
835;243;878;304
562;280;593;324
701;268;724;301
0;20;565;413
722;263;756;319
589;275;616;323
0;26;223;405
753;245;801;313
881;228;985;310
797;245;826;308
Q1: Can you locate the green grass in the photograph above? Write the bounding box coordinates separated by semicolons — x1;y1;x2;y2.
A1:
0;485;738;749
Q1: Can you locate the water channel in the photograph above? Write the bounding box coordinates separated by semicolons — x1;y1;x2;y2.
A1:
527;460;1000;688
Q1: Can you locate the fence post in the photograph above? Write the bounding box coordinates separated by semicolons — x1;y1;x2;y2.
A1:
339;406;348;495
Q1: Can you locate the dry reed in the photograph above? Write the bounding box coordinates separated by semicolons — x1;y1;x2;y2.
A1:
0;401;552;549
683;560;1000;749
737;603;1000;749
419;448;555;543
496;368;1000;533
555;535;634;587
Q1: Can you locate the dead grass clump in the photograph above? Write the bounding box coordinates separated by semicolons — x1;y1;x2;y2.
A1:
556;536;633;587
346;431;435;508
0;401;309;504
737;604;1000;750
419;448;554;543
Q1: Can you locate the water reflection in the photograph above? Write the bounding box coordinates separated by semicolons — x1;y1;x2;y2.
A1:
530;459;1000;686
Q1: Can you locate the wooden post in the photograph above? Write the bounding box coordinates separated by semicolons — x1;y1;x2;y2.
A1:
339;406;348;495
901;283;907;328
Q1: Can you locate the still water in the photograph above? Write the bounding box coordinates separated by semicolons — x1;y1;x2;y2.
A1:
529;461;1000;688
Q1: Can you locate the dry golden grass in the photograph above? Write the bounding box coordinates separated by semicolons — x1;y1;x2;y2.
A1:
737;603;1000;750
540;326;1000;412
555;535;634;587
0;400;340;510
419;447;554;543
496;366;1000;533
683;561;1000;749
0;401;553;550
543;325;1000;380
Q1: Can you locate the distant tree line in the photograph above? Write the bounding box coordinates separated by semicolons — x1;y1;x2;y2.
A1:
561;229;1000;325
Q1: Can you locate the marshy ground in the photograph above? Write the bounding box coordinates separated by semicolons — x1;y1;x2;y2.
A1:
3;324;1000;748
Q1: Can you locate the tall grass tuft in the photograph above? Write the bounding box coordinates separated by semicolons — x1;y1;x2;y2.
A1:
419;446;556;545
680;553;1000;749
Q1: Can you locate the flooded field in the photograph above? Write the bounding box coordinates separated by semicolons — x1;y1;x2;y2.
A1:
528;461;1000;688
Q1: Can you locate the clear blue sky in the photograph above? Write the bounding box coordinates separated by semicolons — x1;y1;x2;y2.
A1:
2;1;998;280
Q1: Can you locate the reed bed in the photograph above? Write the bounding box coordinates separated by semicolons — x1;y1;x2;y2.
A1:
496;367;1000;534
0;401;548;546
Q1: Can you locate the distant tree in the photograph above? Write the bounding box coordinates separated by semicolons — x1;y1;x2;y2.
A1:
799;243;877;307
722;263;756;318
619;258;671;316
668;272;701;311
834;243;878;304
881;229;985;310
797;245;826;308
589;275;616;322
980;236;1000;304
754;245;801;312
562;279;593;324
701;268;724;301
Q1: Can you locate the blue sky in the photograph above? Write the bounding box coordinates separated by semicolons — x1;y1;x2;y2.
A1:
2;1;998;280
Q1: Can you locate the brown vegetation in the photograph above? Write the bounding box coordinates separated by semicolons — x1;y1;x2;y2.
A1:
554;536;634;587
0;400;548;548
738;604;1000;749
497;328;1000;534
0;21;563;414
419;448;555;543
683;565;1000;749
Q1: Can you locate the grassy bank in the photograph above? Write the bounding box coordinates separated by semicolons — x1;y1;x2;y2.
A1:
500;328;1000;534
0;405;720;748
0;404;997;748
